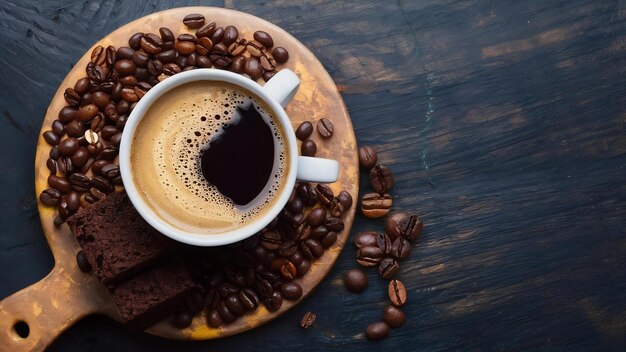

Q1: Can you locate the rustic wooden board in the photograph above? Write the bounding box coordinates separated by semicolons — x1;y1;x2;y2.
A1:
1;0;626;351
0;6;357;351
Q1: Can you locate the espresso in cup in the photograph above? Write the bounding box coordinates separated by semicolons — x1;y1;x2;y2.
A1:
130;81;289;234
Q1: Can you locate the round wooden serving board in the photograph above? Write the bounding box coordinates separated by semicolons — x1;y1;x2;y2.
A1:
0;6;357;351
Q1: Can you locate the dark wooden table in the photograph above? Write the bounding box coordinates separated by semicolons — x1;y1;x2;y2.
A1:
1;0;625;351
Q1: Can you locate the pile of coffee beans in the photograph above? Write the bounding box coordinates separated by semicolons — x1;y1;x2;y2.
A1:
342;145;424;340
39;14;291;225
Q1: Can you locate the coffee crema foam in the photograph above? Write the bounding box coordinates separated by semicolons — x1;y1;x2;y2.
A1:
130;81;288;234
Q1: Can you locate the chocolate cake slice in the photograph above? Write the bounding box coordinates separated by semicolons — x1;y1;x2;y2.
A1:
107;259;196;330
66;191;172;285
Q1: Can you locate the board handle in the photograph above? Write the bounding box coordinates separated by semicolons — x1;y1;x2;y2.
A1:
0;263;109;352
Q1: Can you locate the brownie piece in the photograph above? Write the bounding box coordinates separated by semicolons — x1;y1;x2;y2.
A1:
107;259;196;330
66;191;171;285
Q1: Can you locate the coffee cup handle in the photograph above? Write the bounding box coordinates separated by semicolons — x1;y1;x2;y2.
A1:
263;69;300;107
296;156;339;183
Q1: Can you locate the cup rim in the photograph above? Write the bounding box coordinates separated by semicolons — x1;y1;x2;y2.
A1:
119;69;298;247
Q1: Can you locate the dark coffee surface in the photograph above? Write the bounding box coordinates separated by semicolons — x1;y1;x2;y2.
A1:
201;104;274;205
2;1;626;352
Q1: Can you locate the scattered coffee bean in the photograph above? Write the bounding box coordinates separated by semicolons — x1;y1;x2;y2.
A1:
295;121;313;140
43;131;59;146
356;246;384;267
315;184;333;206
223;26;239;46
300;311;316;329
366;322;390;340
358;145;378;169
58;137;79;156
320;231;337;248
196;22;217;38
399;215;423;242
140;33;162;54
361;193;392;218
74;77;91;95
343;268;368;292
370;164;394;193
390;237;411;260
376;232;392;255
385;212;407;240
316;118;334;138
175;40;196;55
90;45;106;66
306;207;326;226
76;104;98;122
246;40;264;57
272;47;289;64
280;282;302;301
378;257;400;279
40;188;61;206
383;305;405;328
253;31;274;48
263;291;283;312
206;310;222;328
183;13;205;29
388;279;407;306
245;57;263;80
238;289;259;310
46;158;57;174
64;88;81;106
58;106;76;123
263;70;276;82
76;250;92;272
301;140;317;156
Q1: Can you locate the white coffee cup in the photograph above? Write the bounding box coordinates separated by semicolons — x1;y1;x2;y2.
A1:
119;68;338;247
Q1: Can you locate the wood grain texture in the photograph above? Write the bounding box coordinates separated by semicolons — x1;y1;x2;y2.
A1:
0;0;625;351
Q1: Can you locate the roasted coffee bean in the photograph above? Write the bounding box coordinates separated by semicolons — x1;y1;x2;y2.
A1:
366;322;390;340
58;157;73;174
217;301;237;323
140;33;162;54
90;159;109;175
209;27;224;44
183;13;205;28
196;37;213;56
327;197;344;217
100;163;120;179
76;250;92;272
296;223;311;241
43;131;59;146
278;240;297;257
263;70;276;82
58;137;79;156
98;81;114;94
356;246;384;267
64;88;80;106
314;185;333;208
263;291;283;312
114;59;136;76
300;311;316;329
172;309;192;328
272;47;289;64
246;40;264;57
361;192;392;218
388;279;407;306
222;25;238;46
385;212;407;240
101;125;118;141
225;294;245;316
271;258;297;281
305;238;324;258
321;231;338;248
254;278;274;299
301;140;317;156
358;145;378;169
76;104;98;122
343;268;368;292
259;55;276;71
115;113;128;130
175;54;189;68
111;132;123;147
86;140;104;157
116;99;130;114
132;50;150;68
175;40;196;55
157;26;174;42
46;158;57;174
97;146;117;160
134;84;149;100
206;310;223;328
70;147;89;169
128;32;143;49
65;191;80;212
64;120;84;138
306;207;326;226
135;66;150;80
261;231;281;250
53;216;64;227
289;198;304;215
370;164;394;193
48;175;72;193
239;288;259;310
86;62;107;83
69;173;91;192
91;92;110;110
376;232;392;255
281;282;302;301
228;41;246;57
383;305;406;328
218;282;239;298
58;106;76;123
390;237;411;260
324;217;344;232
148;59;164;75
89;187;106;201
399;215;423;242
196;55;212;68
296;259;311;277
297;184;317;206
116;46;135;60
74;77;91;95
204;289;220;311
85;122;101;141
379;257;400;279
295;121;313;140
92;175;114;194
253;30;274;48
163;63;181;76
40;188;61;206
317;118;334;138
210;53;230;68
90;45;106;66
196;22;216;38
121;86;138;103
309;225;328;240
288;251;304;266
105;45;116;66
